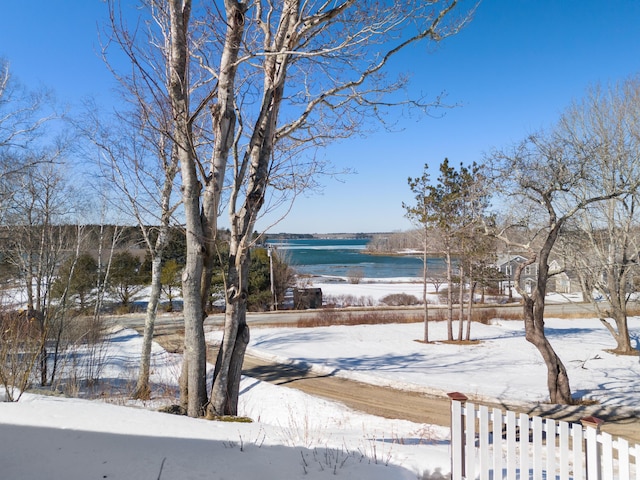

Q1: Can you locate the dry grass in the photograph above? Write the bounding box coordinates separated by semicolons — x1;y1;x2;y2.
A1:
297;310;423;328
207;414;254;423
293;301;617;329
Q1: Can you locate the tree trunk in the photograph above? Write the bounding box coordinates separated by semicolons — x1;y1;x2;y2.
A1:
200;0;249;418
445;250;453;341
603;270;634;354
199;0;245;310
208;5;295;414
168;0;208;417
208;250;251;416
180;242;208;417
579;276;592;304
524;298;573;404
521;248;574;405
422;231;429;343
209;314;250;417
133;252;162;400
457;263;464;341
465;279;476;341
133;151;176;399
36;311;47;386
600;315;633;354
179;182;209;418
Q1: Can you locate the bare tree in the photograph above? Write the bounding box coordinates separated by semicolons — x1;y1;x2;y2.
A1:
104;0;234;414
207;0;475;417
0;59;55;151
0;60;86;393
82;113;180;397
0;59;57;223
556;78;640;355
110;0;475;417
488;125;626;404
97;1;186;399
5;161;83;387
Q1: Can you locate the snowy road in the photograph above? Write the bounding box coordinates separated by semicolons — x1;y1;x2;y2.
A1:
111;300;601;331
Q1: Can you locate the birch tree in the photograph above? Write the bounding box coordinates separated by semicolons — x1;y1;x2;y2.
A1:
81;106;180;398
111;0;475;417
0;59;54;152
0;60;78;389
98;1;184;399
207;0;475;417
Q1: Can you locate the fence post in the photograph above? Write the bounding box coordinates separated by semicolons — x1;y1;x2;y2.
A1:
581;416;604;480
448;392;468;480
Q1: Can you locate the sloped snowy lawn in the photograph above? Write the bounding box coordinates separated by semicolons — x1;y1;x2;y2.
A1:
0;327;451;480
0;393;447;480
239;317;640;406
2;313;639;480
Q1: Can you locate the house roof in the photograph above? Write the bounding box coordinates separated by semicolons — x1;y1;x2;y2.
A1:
496;254;529;267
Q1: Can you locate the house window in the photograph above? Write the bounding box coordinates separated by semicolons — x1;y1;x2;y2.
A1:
525;279;534;294
524;265;531;275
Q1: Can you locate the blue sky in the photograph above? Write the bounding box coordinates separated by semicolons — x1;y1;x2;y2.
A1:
2;1;640;234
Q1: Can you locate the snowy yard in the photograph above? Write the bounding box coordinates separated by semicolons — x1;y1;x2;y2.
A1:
1;281;639;479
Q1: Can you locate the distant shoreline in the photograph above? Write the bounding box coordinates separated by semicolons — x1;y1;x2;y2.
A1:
363;249;444;258
266;232;380;240
364;250;419;257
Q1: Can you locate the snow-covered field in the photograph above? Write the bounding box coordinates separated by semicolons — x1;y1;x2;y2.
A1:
310;276;584;306
307;276;432;304
242;317;640;406
1;280;639;479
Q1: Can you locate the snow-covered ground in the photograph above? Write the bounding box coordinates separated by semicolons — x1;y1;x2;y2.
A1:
1;280;639;479
308;275;583;306
242;317;640;406
312;276;431;304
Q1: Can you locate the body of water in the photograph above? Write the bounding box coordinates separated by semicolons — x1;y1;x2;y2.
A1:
266;238;446;279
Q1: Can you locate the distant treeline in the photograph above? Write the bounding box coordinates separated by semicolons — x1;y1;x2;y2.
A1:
265;232;375;240
364;231;420;253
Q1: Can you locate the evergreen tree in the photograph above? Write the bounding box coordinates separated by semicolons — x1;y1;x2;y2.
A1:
108;251;144;310
53;254;98;311
160;259;182;312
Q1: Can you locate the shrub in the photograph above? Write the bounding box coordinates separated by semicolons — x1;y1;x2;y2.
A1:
473;308;497;325
437;286;463;304
298;309;422;328
346;268;364;284
324;294;375;308
0;309;43;401
380;293;420;306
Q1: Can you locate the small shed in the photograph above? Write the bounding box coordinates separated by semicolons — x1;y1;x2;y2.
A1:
293;288;323;309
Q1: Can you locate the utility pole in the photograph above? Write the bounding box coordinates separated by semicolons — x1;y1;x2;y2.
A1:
267;245;276;311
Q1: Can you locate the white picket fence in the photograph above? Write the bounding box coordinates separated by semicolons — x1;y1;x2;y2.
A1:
448;392;640;480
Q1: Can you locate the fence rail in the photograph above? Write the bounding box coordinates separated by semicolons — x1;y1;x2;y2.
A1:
448;392;640;480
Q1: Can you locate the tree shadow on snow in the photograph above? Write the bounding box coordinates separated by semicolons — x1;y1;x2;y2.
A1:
0;422;422;480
